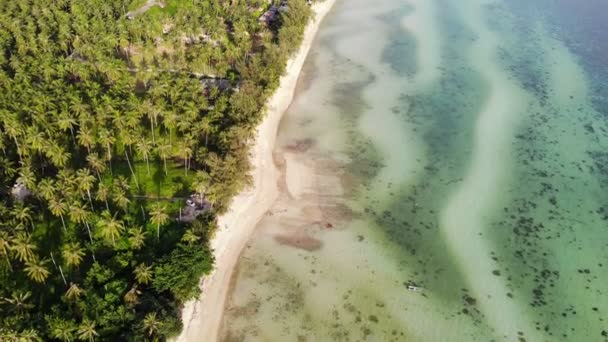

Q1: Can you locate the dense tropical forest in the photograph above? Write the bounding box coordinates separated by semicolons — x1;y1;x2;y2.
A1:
0;0;312;340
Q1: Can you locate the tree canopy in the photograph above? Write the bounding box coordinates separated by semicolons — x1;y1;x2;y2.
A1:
0;0;313;340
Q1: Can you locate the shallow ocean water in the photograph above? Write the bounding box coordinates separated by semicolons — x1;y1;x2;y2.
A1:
220;0;608;340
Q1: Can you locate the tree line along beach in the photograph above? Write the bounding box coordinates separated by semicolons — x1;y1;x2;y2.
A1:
0;0;334;340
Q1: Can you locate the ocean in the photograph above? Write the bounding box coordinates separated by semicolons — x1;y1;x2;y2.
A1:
220;0;608;340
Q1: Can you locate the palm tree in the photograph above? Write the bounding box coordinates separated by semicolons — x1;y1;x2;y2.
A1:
76;168;96;209
198;116;214;147
10;232;36;263
47;143;70;168
77;320;98;342
69;202;94;245
17;165;36;190
26;128;46;154
142;312;161;336
142;100;159;144
193;171;210;200
12;204;34;231
163;111;178;144
3;115;24;162
62;242;85;268
112;189;130;213
133;263;153;285
57;111;78;143
37;178;56;201
128;227;146;250
136;139;153;175
95;183;110;211
24;258;51;283
48;197;68;232
57;169;77;195
49;317;76;342
156;142;172;175
23;329;42;341
0;231;12;269
3;291;34;316
86;153;106;180
114;176;130;192
124;285;140;305
179;141;193;176
97;128;115;162
65;282;84;301
181;230;200;245
96;211;124;247
77;127;95;152
149;203;169;239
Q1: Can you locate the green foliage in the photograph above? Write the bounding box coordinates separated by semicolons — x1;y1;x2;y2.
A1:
153;243;213;302
0;0;314;339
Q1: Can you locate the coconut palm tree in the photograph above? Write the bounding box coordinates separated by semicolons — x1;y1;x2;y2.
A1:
86;153;106;180
128;227;146;250
149;203;169;240
37;178;56;201
48;197;68;232
3;115;24;162
0;231;12;269
181;230;200;245
133;263;153;285
17;165;36;191
76;168;96;209
163;111;178;144
198;116;214;147
77;127;95;153
95;183;110;211
142;312;161;336
77;320;98;342
65;283;84;301
3;291;34;316
114;175;130;192
12;204;34;231
97;128;115;162
193;171;210;200
48;317;76;342
69;202;94;245
24;258;51;283
26;128;46;154
57;111;78;143
156;142;172;175
124;285;140;305
17;328;41;341
47;143;70;168
62;242;85;268
57;169;77;195
10;232;36;263
96;211;124;247
114;189;131;214
142;100;159;144
179;141;193;176
136;139;153;175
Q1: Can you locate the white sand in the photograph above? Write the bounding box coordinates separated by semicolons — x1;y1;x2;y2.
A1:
174;1;336;341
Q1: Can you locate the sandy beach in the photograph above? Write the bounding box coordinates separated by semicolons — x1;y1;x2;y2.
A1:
175;1;336;341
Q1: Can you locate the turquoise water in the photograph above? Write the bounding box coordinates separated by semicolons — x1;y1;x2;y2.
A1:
220;0;608;340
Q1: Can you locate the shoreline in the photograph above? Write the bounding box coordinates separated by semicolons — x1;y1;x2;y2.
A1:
175;1;337;341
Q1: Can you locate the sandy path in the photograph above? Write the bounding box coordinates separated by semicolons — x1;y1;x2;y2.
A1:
174;1;336;341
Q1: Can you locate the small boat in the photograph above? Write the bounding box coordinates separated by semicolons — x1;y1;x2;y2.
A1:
406;285;423;292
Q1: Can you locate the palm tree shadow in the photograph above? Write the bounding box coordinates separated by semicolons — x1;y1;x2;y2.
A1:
152;164;164;197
